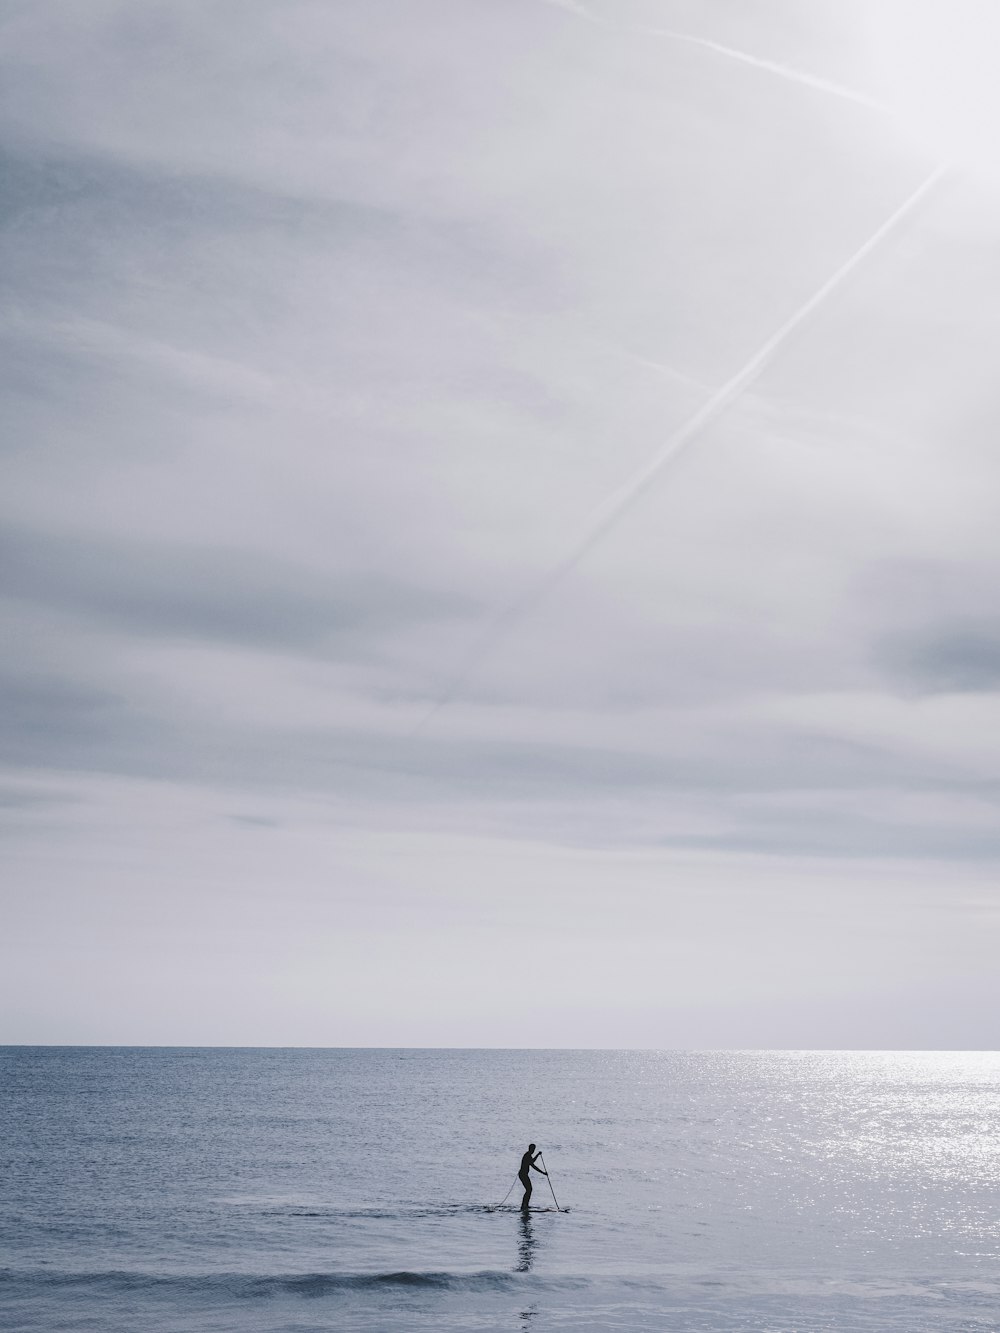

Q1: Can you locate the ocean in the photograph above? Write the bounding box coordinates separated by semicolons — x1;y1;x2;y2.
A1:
2;1048;999;1331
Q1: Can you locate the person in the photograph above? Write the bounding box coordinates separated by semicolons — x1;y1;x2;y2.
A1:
518;1143;546;1211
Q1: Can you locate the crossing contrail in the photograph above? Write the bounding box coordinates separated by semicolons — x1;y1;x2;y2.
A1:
537;2;887;115
414;166;946;732
641;27;887;113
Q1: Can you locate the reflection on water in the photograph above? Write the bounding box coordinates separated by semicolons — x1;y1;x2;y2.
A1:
516;1212;538;1329
515;1209;535;1272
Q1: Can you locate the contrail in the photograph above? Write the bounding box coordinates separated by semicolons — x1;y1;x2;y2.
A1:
641;27;887;113
414;165;945;732
537;0;598;18
536;2;887;115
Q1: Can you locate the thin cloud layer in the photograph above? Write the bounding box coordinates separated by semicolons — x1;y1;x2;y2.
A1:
2;1;999;1044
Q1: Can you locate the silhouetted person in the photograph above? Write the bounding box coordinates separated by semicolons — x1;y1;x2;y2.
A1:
518;1143;546;1211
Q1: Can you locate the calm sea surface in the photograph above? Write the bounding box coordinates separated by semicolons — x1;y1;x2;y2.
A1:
2;1048;999;1331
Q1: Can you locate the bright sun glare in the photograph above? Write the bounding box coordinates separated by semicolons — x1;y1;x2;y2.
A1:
866;1;1000;181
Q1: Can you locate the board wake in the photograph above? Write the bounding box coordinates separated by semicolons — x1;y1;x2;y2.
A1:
487;1205;570;1214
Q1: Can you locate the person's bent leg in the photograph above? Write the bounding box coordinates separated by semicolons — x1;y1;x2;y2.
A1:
520;1177;532;1210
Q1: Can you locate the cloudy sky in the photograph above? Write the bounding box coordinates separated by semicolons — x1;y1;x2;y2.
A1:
3;0;1000;1047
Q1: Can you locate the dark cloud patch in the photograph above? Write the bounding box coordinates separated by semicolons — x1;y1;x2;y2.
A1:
859;560;1000;695
0;144;565;344
0;782;78;811
0;668;134;767
878;623;1000;695
0;524;473;655
228;814;282;829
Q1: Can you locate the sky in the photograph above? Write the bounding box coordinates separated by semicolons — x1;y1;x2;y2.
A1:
3;0;1000;1047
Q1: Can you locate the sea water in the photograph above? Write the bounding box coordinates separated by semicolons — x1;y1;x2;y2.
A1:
2;1048;999;1331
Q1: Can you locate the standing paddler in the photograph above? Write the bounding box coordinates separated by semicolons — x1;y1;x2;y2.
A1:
518;1143;547;1211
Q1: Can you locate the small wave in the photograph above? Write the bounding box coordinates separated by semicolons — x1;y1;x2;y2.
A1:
0;1267;547;1300
260;1206;401;1219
